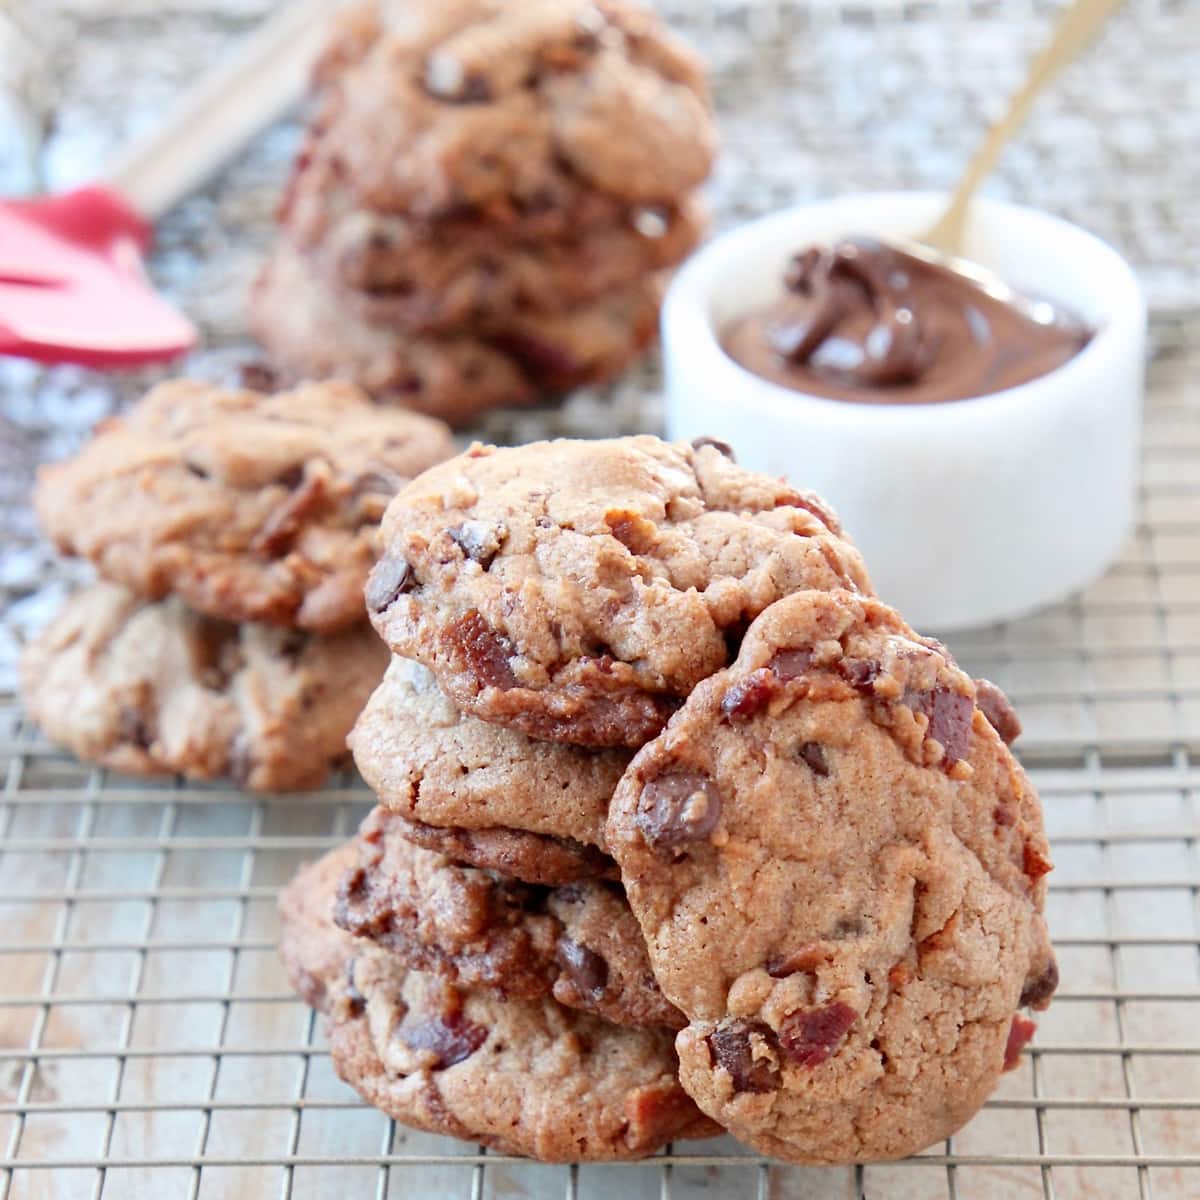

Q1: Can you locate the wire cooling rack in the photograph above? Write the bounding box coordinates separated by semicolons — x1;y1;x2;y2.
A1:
2;1;1199;1196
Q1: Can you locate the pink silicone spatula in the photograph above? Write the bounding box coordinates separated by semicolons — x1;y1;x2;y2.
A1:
0;0;338;369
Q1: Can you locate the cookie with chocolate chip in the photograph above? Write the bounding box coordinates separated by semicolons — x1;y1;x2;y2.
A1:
283;148;706;334
251;242;662;426
278;844;718;1160
605;589;1057;1163
335;807;682;1029
33;379;454;633
366;436;871;747
350;657;629;879
305;0;717;220
20;582;387;792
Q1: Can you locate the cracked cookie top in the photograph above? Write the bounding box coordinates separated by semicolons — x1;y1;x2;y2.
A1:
366;436;872;747
605;588;1056;1163
34;379;455;633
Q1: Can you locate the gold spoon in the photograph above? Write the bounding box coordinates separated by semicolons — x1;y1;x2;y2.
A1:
891;0;1127;327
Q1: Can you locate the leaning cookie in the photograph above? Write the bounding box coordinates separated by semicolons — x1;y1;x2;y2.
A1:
606;589;1057;1164
279;845;719;1161
32;379;454;633
366;436;871;747
350;657;629;869
20;582;387;791
335;808;683;1029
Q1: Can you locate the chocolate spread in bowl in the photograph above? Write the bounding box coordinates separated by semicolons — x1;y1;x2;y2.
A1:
722;237;1090;404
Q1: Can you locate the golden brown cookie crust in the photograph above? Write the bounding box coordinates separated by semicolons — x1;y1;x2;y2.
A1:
367;436;871;746
21;582;387;791
33;379;455;632
605;589;1056;1163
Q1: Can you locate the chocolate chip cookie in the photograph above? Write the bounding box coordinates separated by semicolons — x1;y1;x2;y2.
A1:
33;379;455;633
278;844;719;1160
284;150;705;332
350;656;628;869
366;437;871;747
605;589;1056;1163
306;0;717;219
251;243;660;425
335;807;682;1029
21;582;387;791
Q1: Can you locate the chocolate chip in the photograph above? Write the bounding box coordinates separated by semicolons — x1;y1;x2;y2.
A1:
366;552;413;613
444;610;518;690
905;687;974;766
636;770;722;851
1019;959;1059;1009
401;1012;487;1068
118;707;153;750
448;520;506;569
778;1001;857;1068
720;668;775;722
238;361;279;393
489;330;578;380
839;658;879;691
770;648;814;682
974;678;1022;745
1003;1014;1037;1071
556;937;609;997
797;742;829;776
708;1020;780;1093
690;436;735;461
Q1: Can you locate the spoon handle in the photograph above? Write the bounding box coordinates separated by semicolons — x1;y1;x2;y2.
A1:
923;0;1127;255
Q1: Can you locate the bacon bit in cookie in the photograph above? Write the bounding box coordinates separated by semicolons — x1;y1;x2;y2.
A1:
708;1019;781;1093
636;770;722;850
253;471;328;556
556;937;609;997
448;520;506;568
993;803;1016;828
839;658;879;690
401;1011;488;1069
690;436;735;460
769;648;815;682
1003;1014;1037;1071
720;668;776;721
778;1001;857;1068
1023;843;1054;881
797;741;829;776
766;942;829;978
888;963;911;988
605;509;657;556
366;552;414;612
975;678;1022;744
1020;959;1060;1009
623;1078;694;1138
905;687;974;767
445;610;518;690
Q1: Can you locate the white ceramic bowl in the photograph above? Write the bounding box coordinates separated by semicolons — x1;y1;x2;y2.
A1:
663;192;1146;631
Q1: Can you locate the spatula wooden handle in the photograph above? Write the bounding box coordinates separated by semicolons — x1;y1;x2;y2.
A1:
105;0;340;221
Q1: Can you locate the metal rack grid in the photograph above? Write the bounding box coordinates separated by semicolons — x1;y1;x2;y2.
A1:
1;0;1199;1196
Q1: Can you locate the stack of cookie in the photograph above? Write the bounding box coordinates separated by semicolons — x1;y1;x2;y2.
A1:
21;379;454;792
250;0;717;427
279;435;1058;1161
